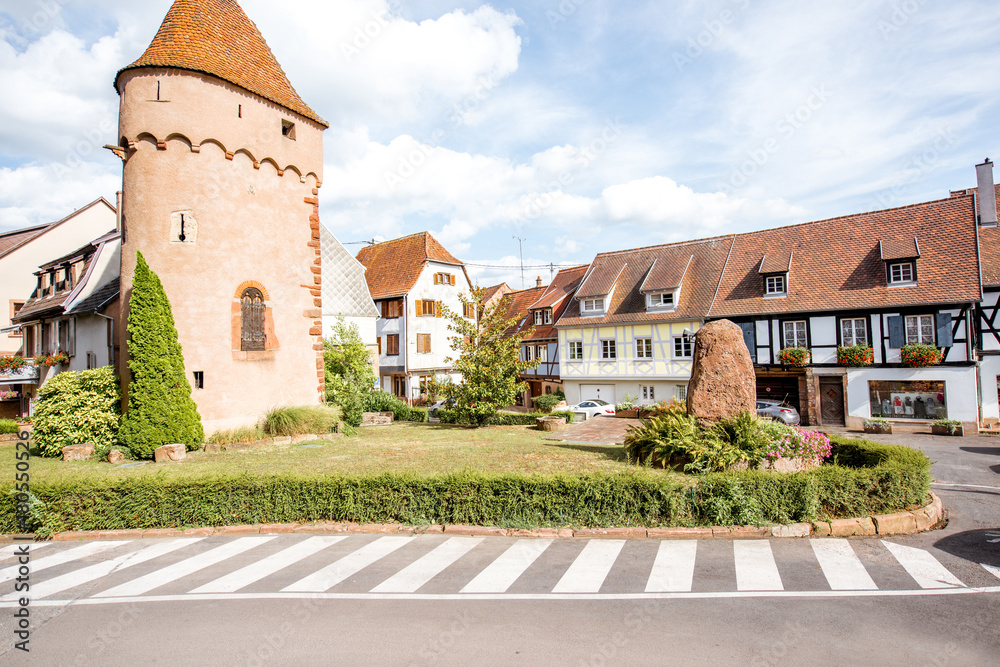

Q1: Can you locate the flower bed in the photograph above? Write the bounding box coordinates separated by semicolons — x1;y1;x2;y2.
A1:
777;346;810;367
0;356;28;373
900;343;942;367
837;344;873;367
34;352;70;367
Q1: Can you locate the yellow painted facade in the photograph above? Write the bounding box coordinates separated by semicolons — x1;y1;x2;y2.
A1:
559;320;703;380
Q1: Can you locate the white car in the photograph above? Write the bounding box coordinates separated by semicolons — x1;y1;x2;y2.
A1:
568;399;616;420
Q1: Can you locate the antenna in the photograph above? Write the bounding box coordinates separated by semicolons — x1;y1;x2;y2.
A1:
513;236;526;288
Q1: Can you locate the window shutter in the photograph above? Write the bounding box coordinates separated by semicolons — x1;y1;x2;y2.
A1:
887;316;905;348
378;337;382;355
738;322;756;362
434;274;440;285
450;275;456;286
935;312;953;347
435;301;443;317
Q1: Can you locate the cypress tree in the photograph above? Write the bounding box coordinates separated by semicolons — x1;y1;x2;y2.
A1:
119;251;204;458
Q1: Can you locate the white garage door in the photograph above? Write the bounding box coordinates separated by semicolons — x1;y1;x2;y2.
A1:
580;384;616;403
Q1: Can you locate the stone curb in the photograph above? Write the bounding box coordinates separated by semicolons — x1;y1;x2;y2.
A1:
27;494;944;542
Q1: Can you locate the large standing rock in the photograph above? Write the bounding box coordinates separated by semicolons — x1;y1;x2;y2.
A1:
686;320;756;424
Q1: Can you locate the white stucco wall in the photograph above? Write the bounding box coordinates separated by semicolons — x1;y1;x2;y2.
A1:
405;261;472;373
845;366;979;427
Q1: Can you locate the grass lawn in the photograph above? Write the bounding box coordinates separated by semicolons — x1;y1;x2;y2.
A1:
9;422;684;482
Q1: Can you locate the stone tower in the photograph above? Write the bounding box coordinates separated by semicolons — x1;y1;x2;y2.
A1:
114;0;328;432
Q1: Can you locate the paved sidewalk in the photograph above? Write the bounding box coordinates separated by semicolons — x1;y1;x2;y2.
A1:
543;416;639;445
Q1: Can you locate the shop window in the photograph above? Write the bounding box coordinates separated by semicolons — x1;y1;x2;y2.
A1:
869;380;946;420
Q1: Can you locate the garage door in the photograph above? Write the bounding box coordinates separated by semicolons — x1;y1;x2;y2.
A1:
580;384;616;403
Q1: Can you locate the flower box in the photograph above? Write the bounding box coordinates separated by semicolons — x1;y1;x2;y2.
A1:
900;343;943;367
931;424;963;436
837;344;874;367
777;346;810;367
864;423;892;435
615;409;639;419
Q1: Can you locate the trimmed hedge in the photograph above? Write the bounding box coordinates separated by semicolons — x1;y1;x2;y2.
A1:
361;392;428;422
437;409;573;426
0;435;930;534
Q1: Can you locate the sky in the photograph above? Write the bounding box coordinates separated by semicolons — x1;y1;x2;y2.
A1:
0;0;998;289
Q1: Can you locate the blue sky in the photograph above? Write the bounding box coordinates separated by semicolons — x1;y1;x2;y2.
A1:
1;0;998;288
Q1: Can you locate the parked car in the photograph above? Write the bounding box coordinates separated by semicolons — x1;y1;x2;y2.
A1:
428;398;456;417
568;399;616;420
756;400;801;425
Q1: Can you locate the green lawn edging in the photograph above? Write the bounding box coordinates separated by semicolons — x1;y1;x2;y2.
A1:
2;436;930;535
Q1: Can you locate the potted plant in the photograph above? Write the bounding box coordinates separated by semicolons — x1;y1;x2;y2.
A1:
900;343;943;367
35;351;70;367
615;394;639;418
837;344;874;367
777;346;811;367
0;355;28;373
931;418;963;436
863;417;892;435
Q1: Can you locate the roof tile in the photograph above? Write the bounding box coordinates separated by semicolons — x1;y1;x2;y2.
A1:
356;232;464;300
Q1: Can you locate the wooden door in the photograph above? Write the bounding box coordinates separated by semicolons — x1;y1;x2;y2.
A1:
819;379;846;426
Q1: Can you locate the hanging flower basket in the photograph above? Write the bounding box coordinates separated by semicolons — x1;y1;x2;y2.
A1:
900;343;942;367
837;344;873;367
777;346;810;367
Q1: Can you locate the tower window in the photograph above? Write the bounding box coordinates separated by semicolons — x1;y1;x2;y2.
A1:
238;104;242;119
240;287;266;351
193;371;205;389
281;120;296;140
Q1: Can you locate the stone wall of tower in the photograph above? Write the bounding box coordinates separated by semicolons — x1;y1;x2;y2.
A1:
117;69;325;432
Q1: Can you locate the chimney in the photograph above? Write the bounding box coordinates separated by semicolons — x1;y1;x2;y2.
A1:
536;276;543;288
976;158;997;226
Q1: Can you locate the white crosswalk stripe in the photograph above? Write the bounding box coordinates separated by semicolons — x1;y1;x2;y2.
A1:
553;540;625;593
0;541;125;583
982;563;1000;581
645;540;697;592
282;536;414;593
2;539;201;601
372;537;483;593
191;536;346;594
882;540;965;589
461;539;552;593
0;543;53;560
811;539;878;590
94;537;276;598
734;540;783;591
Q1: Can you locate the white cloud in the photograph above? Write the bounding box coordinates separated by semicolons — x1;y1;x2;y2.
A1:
0;160;119;230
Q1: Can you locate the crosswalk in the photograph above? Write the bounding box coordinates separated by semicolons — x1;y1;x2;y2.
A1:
2;534;998;604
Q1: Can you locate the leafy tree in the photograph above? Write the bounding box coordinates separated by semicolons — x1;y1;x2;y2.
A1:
323;316;377;427
442;288;540;426
119;252;204;458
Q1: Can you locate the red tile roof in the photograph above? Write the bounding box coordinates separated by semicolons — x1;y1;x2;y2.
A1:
758;251;793;274
575;257;628;298
528;265;588;310
641;256;693;292
880;237;920;261
356;232;464;300
502;286;547;337
710;194;982;317
558;237;734;327
506;265;590;340
116;0;327;127
480;283;511;304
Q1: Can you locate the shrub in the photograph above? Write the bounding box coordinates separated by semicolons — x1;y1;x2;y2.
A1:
764;429;832;466
777;346;810;367
531;393;562;413
0;419;18;435
435;410;560;426
263;405;340;437
550;410;575;424
623;405;717;469
32;367;120;458
361;392;427;422
900;343;942;367
119;252;204;459
837;344;874;367
712;411;774;465
206;425;266;445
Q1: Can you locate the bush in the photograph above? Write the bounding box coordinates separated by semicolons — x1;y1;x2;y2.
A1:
531;393;562;413
436;410;560;426
119;252;204;459
361;392;429;422
32;367;120;459
623;404;733;471
326;376;363;427
263;405;340;437
550;410;575;424
0;419;19;435
206;425;266;445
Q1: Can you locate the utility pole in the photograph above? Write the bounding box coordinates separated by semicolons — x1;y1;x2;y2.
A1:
513;236;525;288
549;262;555;281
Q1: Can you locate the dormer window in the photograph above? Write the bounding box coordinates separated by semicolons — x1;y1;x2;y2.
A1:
765;275;787;296
888;261;916;285
581;298;605;315
532;309;553;325
647;291;676;310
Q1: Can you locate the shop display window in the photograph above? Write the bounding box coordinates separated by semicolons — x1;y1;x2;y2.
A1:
868;380;946;420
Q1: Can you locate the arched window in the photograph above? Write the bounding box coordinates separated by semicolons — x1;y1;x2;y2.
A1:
240;287;266;351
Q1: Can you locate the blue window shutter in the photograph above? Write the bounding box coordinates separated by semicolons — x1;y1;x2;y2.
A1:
887;316;905;349
739;322;756;362
936;312;953;347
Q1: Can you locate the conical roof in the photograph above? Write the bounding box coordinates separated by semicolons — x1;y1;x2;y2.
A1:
116;0;327;127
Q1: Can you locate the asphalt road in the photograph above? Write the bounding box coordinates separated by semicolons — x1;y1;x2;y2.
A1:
1;431;998;666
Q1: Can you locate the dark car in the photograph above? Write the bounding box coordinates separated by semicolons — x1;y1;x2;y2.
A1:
756;400;801;425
